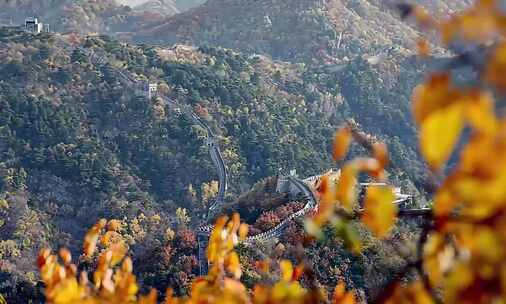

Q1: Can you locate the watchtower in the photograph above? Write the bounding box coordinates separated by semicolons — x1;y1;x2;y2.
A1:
25;17;49;33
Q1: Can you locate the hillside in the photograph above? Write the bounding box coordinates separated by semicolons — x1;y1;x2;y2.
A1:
0;0;173;34
0;29;426;301
128;0;471;62
133;0;180;16
118;0;205;12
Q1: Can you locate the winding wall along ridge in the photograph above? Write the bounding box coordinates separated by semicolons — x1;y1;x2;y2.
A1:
75;44;424;275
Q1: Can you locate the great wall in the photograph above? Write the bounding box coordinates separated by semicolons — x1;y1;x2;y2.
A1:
72;41;427;275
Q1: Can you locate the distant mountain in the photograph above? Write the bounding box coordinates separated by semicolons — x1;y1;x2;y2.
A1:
117;0;205;12
129;0;470;62
133;0;180;16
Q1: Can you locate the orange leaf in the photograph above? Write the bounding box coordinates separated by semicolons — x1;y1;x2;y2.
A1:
83;230;100;258
292;263;304;281
238;223;249;240
59;249;72;265
333;127;352;161
318;175;336;205
107;219;122;231
433;187;459;217
413;5;434;28
333;281;356;304
122;257;133;273
373;142;389;169
417;38;431;57
139;289;158;304
38;249;51;268
255;259;271;274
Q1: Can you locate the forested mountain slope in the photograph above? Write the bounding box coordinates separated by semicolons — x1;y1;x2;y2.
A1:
0;28;426;300
0;0;177;34
132;0;180;16
129;0;471;62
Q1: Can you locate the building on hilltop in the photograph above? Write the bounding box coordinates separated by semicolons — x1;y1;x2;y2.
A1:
25;17;49;34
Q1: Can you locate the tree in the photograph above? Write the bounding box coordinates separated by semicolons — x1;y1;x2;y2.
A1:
308;2;506;303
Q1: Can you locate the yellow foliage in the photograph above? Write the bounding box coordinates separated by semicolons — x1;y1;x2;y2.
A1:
420;102;465;170
361;185;398;238
39;216;355;304
401;1;506;302
335;164;358;211
411;73;459;125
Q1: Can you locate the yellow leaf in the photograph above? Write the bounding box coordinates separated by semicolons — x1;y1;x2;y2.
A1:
335;164;358;210
361;185;397;238
464;93;498;135
333;127;352;161
443;262;474;304
51;278;84;304
122;257;133;273
420;103;465;170
109;241;128;266
226;252;242;279
412;73;457;124
423;233;449;286
280;260;293;282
